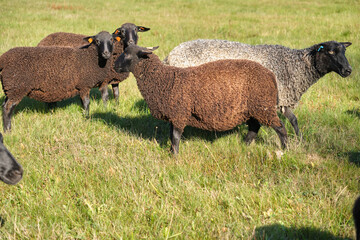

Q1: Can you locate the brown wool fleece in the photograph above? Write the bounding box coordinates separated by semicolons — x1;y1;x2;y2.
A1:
131;53;281;132
0;44;111;103
38;32;129;88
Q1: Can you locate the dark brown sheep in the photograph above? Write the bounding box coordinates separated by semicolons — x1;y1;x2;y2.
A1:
114;45;288;154
37;23;150;104
0;31;115;132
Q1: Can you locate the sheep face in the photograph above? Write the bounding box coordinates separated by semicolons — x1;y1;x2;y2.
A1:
315;41;352;78
0;133;23;185
83;31;115;60
114;44;158;73
113;23;150;49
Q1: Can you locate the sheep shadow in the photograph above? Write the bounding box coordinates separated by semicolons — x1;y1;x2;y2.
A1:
0;88;105;115
254;223;351;240
91;99;248;148
345;108;360;119
0;215;5;227
346;151;360;166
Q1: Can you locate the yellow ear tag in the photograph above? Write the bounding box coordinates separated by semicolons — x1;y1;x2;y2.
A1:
116;36;121;42
88;38;93;44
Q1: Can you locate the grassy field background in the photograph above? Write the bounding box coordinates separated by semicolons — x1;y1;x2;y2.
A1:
0;0;359;239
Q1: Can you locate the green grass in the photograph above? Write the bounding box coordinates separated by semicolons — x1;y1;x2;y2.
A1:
0;0;359;239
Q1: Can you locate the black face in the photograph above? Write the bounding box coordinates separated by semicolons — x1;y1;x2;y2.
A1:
113;23;150;49
317;41;352;77
83;31;114;60
114;45;138;73
93;31;114;60
0;133;23;185
114;45;158;73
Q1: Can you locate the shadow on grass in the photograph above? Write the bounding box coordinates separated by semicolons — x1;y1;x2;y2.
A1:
91;99;248;148
345;108;360;119
0;215;5;228
254;223;351;240
346;151;360;166
0;89;104;115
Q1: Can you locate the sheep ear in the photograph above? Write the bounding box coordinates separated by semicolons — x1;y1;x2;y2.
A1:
113;29;120;35
112;34;121;42
316;45;324;52
341;42;352;48
137;26;150;32
146;46;159;51
83;36;95;44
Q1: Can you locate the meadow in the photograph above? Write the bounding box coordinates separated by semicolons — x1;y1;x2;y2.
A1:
0;0;359;239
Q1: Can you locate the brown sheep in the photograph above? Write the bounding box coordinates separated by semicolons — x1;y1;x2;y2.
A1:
114;45;288;154
0;31;115;132
37;23;150;104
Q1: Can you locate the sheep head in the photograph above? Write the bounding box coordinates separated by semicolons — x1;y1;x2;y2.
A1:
0;133;23;185
314;41;352;78
113;23;150;49
82;31;116;60
114;44;159;73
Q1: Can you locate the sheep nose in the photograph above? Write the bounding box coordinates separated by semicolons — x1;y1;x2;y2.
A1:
102;51;111;59
128;39;135;45
6;169;23;184
343;66;352;77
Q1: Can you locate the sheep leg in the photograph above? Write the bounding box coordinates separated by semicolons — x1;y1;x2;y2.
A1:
111;83;120;102
99;84;109;106
245;117;261;144
271;121;288;149
80;91;90;117
2;97;19;132
169;123;183;154
283;106;301;138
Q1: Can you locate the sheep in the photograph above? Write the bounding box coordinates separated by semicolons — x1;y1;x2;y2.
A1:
0;31;115;132
0;133;23;185
354;196;360;240
114;44;288;154
164;40;352;137
37;23;150;104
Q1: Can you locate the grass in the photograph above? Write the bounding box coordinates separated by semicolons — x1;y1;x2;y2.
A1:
0;0;359;239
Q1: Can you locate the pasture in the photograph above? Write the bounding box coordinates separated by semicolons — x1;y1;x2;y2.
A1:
0;0;359;239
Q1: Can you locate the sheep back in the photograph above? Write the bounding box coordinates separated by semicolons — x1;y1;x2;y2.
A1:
0;46;109;103
164;39;318;109
38;32;129;86
135;55;280;131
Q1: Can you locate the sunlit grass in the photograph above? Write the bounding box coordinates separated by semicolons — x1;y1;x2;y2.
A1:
0;0;359;239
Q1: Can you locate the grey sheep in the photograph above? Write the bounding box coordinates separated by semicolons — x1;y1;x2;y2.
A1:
37;23;150;104
115;45;288;154
164;40;352;137
0;31;115;132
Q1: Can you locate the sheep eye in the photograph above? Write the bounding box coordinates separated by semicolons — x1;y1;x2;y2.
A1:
328;50;334;55
95;40;100;45
121;29;125;35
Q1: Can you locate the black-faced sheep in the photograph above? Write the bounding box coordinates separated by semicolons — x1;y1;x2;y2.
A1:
354;196;360;240
37;23;150;104
0;132;23;185
114;45;288;154
164;40;352;137
0;31;115;132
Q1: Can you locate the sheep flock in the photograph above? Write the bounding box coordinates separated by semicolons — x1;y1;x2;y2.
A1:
0;18;357;239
